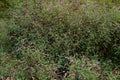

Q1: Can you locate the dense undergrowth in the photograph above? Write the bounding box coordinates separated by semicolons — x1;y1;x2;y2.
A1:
0;0;120;80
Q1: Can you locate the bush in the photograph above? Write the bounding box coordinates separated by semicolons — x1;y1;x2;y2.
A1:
9;0;120;59
0;0;120;79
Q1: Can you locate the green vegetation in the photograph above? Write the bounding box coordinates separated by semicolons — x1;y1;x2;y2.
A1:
0;0;120;80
